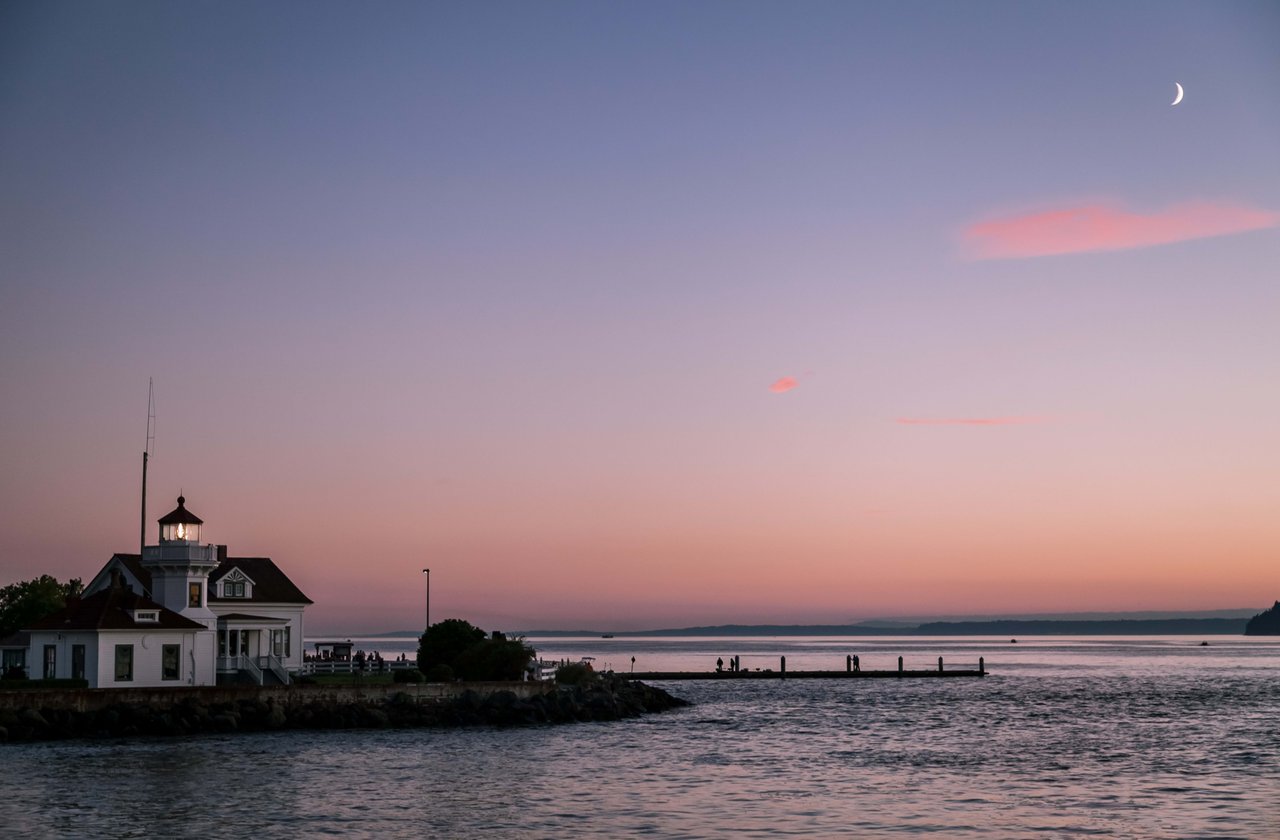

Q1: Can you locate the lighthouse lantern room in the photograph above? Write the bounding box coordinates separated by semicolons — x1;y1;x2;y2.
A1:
158;495;203;543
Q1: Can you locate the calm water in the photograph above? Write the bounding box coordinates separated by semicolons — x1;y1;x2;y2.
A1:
3;636;1278;839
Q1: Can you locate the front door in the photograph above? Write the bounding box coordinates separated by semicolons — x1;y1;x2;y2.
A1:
71;645;85;680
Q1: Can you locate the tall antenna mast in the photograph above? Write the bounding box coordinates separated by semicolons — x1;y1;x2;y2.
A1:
140;378;156;557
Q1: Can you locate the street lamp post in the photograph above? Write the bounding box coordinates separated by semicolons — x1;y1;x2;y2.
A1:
422;568;431;630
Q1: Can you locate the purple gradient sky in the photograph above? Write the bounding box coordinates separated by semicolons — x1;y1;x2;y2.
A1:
2;2;1278;633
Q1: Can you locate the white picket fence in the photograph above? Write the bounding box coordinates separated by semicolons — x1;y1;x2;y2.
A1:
298;659;419;676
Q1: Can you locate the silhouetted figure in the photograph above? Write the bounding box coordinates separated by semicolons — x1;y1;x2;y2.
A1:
716;657;724;672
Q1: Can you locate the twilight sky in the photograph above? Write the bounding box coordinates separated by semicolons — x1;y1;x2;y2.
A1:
2;2;1278;633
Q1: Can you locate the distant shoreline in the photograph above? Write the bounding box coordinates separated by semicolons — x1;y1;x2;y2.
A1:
358;616;1254;638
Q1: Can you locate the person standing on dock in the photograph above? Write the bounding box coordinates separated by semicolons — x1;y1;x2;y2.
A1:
716;657;724;672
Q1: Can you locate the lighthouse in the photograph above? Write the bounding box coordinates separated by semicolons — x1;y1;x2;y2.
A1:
140;495;219;631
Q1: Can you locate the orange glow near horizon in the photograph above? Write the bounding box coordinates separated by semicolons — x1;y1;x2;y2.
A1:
895;416;1049;426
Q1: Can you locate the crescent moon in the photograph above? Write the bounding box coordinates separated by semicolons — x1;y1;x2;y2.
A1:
1171;83;1184;106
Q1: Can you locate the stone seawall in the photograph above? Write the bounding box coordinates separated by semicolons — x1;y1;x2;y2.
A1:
0;676;689;743
0;681;552;713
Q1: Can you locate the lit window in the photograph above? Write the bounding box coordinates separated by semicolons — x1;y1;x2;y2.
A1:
188;582;202;608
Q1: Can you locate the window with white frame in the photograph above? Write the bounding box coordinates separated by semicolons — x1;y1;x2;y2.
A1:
220;570;251;598
162;644;180;680
114;644;133;682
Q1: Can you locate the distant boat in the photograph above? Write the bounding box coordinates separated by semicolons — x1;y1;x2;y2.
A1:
601;634;614;638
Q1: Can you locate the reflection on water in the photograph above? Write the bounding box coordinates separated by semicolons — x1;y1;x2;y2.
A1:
2;637;1278;839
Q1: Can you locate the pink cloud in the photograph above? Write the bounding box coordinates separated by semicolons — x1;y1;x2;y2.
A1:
962;201;1279;259
769;376;799;394
895;416;1047;426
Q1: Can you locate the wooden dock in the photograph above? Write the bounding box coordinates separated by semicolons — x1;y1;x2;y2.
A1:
632;668;984;681
630;656;987;681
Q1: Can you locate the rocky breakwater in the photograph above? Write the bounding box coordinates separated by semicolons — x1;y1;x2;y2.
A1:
0;675;690;743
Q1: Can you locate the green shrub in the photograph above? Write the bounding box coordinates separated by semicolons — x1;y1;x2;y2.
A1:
417;620;534;682
393;668;425;683
555;662;596;686
424;664;455;683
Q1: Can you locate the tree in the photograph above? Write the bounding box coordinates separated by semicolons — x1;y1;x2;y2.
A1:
416;619;534;682
0;575;83;638
1245;601;1280;636
454;632;535;682
417;619;487;675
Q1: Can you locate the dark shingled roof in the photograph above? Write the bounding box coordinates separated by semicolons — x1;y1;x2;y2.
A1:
157;495;203;526
210;557;313;605
0;630;30;648
111;552;312;605
27;586;206;632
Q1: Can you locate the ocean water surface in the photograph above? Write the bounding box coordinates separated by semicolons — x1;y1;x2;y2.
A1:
2;636;1277;838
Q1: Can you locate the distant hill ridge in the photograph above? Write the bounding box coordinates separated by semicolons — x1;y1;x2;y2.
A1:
512;617;1252;637
360;609;1272;638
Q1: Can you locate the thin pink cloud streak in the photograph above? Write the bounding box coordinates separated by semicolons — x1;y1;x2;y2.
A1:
769;376;799;393
895;416;1048;426
963;201;1279;259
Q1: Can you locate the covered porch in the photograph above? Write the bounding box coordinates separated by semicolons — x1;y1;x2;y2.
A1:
216;614;291;685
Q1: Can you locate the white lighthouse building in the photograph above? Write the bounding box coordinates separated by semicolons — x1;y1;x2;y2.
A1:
24;495;310;688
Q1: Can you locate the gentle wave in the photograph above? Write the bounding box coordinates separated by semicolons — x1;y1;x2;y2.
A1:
2;637;1278;838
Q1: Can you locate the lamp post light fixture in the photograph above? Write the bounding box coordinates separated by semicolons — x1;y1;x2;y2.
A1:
422;568;430;631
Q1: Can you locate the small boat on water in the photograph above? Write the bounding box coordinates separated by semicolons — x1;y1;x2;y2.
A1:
601;634;614;638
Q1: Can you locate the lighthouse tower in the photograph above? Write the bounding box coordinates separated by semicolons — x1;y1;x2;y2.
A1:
140;495;219;631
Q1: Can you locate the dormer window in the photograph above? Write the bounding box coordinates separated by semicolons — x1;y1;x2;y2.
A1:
218;568;253;599
133;610;159;623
